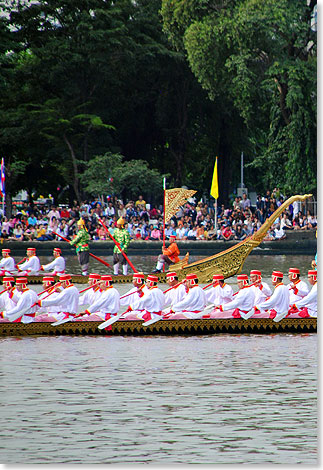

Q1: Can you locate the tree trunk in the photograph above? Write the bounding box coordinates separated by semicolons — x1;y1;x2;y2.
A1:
63;134;81;204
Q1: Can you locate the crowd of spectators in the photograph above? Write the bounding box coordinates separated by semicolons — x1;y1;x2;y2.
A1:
0;188;317;244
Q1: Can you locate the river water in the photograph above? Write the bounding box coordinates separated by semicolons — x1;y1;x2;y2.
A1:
0;254;317;464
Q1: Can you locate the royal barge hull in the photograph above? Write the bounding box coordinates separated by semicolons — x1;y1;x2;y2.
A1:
0;318;316;337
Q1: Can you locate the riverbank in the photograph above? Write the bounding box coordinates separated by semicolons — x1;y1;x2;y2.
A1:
1;230;316;256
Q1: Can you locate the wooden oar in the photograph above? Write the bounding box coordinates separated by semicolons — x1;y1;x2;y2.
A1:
31;282;62;308
120;284;144;299
94;215;138;273
79;281;100;294
52;231;111;268
15;257;26;268
98;312;125;329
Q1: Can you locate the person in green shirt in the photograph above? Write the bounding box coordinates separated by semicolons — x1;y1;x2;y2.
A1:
113;217;131;275
69;218;91;276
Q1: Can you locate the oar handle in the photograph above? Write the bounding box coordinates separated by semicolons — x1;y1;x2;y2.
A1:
96;216;138;273
203;281;219;290
120;284;144;299
15;257;26;267
79;281;100;293
32;282;62;307
162;280;185;294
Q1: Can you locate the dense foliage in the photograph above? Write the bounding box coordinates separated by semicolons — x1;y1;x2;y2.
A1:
0;0;316;214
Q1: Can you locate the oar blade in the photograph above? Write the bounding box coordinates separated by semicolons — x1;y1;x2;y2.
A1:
51;317;73;326
142;316;162;327
98;314;122;330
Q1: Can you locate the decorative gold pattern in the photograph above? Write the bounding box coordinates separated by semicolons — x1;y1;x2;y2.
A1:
0;318;316;337
165;188;197;224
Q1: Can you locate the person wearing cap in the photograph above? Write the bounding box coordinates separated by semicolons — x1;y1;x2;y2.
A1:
287;268;309;305
163;272;187;313
205;274;233;306
249;270;272;308
165;273;206;319
83;275;120;321
0;248;16;275
255;271;290;322
38;274;79;322
78;273;101;310
291;270;317;318
16;247;41;276
40;247;66;276
119;273;148;319
69;218;91;276
153;235;180;273
214;274;255;319
0;276;16;315
3;278;38;323
128;274;165;322
36;276;62;320
113;217;131;276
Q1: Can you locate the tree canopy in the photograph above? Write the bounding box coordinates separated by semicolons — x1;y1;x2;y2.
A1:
0;0;317;214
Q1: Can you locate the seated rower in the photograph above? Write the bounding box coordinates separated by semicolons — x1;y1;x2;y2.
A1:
35;276;63;322
127;274;165;322
290;270;317;318
255;270;290;322
83;275;120;321
163;272;187;315
242;270;273;319
38;274;79;323
16;247;41;276
119;273;148;320
40;247;66;276
79;273;101;309
205;274;233;306
213;274;255;319
3;277;38;323
153;235;180;273
0;249;16;276
164;273;206;320
0;276;16;316
287;267;309;306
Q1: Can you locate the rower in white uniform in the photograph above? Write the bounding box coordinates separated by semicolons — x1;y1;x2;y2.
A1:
216;274;255;319
205;274;233;305
131;274;165;322
36;275;62;321
0;276;16;315
38;274;79;323
3;277;38;323
163;271;187;316
255;270;290;322
16;247;41;276
0;249;16;275
84;275;120;321
165;273;206;319
287;267;309;304
292;270;317;318
241;269;273;319
40;247;66;276
119;272;148;320
78;273;101;310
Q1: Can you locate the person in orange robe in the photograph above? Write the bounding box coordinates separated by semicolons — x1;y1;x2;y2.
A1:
153;235;180;273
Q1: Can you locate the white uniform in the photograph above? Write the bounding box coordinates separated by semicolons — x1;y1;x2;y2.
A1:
119;286;149;319
250;282;272;305
171;285;206;319
288;279;309;304
79;287;101;308
258;283;290;315
164;283;187;313
0;256;16;274
5;288;38;323
0;290;16;312
134;286;165;321
37;289;61;319
295;283;317;317
18;256;41;275
222;286;255;314
42;256;66;275
205;283;233;305
40;284;79;315
86;287;120;320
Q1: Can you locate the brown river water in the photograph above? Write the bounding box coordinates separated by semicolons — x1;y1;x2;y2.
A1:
0;254;317;464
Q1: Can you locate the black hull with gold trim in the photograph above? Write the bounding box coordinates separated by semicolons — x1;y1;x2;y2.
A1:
0;318;316;337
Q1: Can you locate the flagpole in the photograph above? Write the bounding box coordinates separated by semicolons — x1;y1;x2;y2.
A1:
163;177;166;251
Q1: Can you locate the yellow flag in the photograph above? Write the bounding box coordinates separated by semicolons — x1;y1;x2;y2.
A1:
210;157;219;199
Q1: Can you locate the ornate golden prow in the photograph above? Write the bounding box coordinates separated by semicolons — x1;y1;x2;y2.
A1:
252;194;313;242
